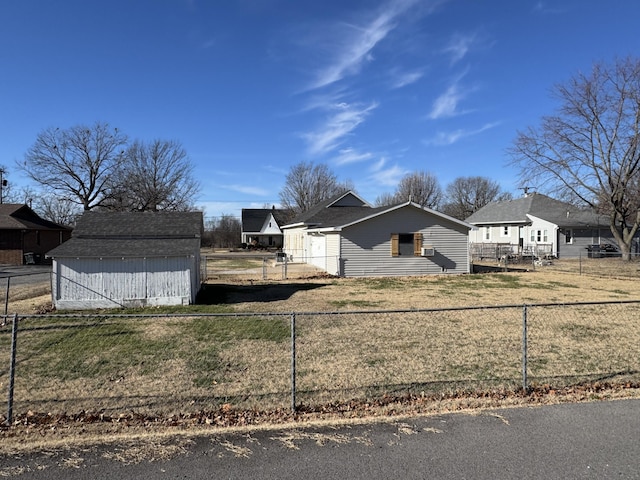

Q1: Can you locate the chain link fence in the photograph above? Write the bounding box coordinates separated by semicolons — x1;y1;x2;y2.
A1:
202;254;328;282
2;301;639;424
473;253;640;276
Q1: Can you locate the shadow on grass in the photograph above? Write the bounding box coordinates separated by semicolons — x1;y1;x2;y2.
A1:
196;282;329;305
472;263;529;273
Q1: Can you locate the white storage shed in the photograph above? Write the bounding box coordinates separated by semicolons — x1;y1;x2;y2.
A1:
46;211;203;310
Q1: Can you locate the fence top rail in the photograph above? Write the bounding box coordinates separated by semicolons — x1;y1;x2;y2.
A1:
4;299;640;321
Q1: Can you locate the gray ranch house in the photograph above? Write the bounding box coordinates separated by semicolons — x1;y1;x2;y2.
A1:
47;211;203;310
282;191;472;277
465;192;631;259
241;207;289;249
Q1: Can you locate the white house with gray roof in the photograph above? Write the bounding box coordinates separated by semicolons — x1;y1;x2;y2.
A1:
465;192;621;259
240;207;289;248
46;211;203;309
282;191;472;277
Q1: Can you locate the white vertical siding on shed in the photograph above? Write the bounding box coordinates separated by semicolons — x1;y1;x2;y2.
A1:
339;207;469;277
52;256;197;310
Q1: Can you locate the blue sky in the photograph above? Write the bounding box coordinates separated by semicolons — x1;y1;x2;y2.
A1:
2;0;640;220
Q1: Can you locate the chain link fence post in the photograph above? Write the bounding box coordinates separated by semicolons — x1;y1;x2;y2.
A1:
522;305;528;391
3;276;10;317
290;313;297;413
6;313;18;426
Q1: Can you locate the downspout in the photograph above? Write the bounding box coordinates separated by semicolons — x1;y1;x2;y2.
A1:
338;234;342;276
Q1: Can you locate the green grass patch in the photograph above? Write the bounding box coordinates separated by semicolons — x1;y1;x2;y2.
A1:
184;316;290;343
181;316;290;387
24;319;176;380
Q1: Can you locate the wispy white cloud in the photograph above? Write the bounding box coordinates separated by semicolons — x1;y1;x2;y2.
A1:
333;147;374;165
367;156;407;187
197;201;243;219
225;184;271;196
303;101;378;155
308;0;420;90
442;32;477;64
423;122;500;146
428;82;469;119
533;2;566;14
390;68;424;89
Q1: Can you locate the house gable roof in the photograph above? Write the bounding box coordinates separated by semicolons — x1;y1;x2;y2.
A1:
47;211;203;258
284;191;472;231
465;193;609;228
285;191;373;228
241;208;289;233
312;201;473;232
0;204;71;231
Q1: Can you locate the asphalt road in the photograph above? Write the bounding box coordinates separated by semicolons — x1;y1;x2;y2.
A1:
0;265;51;286
2;399;639;479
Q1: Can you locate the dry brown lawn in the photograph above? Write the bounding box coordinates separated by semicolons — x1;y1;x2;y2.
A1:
2;257;640;452
8;255;639;315
211;259;640;313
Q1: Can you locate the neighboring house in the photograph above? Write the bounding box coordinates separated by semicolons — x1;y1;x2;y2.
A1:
46;211;203;310
241;207;289;249
465;192;628;259
0;204;71;265
282;191;472;277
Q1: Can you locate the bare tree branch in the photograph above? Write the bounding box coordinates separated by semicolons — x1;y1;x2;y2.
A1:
279;161;352;214
20;122;127;210
509;57;640;259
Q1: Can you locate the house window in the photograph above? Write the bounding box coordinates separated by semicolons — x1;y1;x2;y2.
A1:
484;227;491;241
391;232;422;256
530;229;549;243
565;230;573;244
501;226;509;237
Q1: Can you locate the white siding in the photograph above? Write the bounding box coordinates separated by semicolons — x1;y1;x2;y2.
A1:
325;233;340;275
52;256;198;310
283;227;307;261
308;233;326;270
340;206;469;277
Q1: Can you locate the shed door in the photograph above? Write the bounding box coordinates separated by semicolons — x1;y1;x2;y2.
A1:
308;234;326;270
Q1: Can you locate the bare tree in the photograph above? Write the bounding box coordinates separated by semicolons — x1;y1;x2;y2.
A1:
441;176;512;220
394;171;442;209
214;214;242;248
108;139;200;211
0;165;16;204
20;122;128;210
279;161;353;214
509;57;640;260
373;192;398;207
33;196;82;227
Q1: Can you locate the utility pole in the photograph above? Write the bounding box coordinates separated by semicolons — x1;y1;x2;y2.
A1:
0;169;5;204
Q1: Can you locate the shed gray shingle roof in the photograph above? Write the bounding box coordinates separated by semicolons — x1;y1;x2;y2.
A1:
465;193;609;228
71;211;203;238
47;211;203;258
